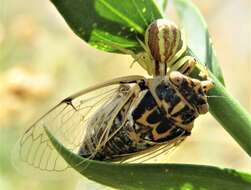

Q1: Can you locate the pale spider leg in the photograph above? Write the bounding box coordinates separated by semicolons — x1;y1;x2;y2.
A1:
176;30;211;80
109;43;150;73
167;56;196;76
168;55;212;83
99;37;154;76
135;37;155;75
129;52;149;72
165;29;211;80
194;61;210;79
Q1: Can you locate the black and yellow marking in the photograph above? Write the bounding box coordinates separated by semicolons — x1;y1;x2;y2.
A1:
131;81;193;143
79;73;212;161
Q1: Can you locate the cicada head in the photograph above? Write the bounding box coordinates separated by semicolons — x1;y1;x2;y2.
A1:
169;71;214;115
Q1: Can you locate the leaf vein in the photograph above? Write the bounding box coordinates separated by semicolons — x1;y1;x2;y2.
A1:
131;0;148;27
99;0;144;34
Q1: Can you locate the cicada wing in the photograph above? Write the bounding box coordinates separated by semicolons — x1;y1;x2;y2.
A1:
113;132;187;164
129;137;186;163
12;75;145;177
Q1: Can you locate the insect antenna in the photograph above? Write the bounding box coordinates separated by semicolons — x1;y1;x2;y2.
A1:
206;95;226;98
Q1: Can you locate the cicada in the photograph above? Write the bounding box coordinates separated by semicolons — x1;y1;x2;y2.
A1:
16;19;214;172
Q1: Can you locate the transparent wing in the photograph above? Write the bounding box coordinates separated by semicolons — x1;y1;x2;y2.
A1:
12;76;145;174
114;131;187;164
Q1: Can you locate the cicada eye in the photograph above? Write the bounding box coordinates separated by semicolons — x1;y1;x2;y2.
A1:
203;86;207;93
201;80;214;93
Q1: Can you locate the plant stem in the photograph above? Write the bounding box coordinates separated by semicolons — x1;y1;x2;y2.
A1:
208;73;251;156
188;47;251;156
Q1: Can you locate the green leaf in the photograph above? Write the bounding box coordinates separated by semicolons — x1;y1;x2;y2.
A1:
50;0;163;53
173;0;225;85
45;127;251;190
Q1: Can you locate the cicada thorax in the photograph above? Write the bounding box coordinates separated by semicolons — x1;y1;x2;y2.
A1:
131;80;192;143
131;73;212;144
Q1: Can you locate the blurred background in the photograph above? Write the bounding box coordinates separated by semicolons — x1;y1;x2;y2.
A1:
0;0;250;190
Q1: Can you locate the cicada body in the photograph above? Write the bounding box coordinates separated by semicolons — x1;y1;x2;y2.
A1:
78;72;213;161
15;72;213;171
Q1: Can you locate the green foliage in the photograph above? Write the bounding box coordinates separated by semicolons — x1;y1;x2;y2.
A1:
48;0;251;189
51;0;162;53
45;127;251;190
